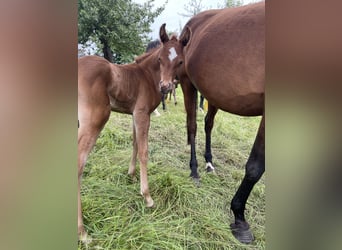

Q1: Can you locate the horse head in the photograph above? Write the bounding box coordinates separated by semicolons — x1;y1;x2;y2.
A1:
158;23;191;94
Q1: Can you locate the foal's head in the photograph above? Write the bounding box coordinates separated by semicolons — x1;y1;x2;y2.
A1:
158;23;191;94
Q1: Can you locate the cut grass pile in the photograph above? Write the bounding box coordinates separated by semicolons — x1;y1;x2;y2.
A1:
79;92;265;249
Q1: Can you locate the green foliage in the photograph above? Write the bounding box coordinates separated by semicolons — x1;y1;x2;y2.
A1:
78;0;166;63
179;0;206;17
79;94;265;249
225;0;244;8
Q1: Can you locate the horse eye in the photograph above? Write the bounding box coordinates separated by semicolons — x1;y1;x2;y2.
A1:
179;61;183;65
158;58;161;62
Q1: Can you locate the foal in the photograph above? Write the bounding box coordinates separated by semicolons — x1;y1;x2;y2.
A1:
78;24;190;240
146;39;179;111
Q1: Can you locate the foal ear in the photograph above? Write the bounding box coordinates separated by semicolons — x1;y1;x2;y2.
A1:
159;23;169;43
179;26;191;47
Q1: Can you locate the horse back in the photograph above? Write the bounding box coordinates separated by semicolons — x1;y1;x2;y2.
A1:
183;2;265;116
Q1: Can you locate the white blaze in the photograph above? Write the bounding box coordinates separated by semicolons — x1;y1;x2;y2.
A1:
168;47;177;62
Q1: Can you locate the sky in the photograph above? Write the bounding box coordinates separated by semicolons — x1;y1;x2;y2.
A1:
133;0;258;40
78;0;259;55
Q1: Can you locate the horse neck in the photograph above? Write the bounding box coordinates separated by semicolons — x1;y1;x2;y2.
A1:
136;50;161;87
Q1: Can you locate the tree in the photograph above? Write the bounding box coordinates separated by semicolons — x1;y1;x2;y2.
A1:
78;0;166;63
224;0;243;8
178;0;206;17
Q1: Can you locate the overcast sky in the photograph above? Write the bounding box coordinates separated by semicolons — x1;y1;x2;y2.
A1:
133;0;258;39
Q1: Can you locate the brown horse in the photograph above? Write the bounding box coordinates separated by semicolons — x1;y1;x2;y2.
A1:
175;2;265;244
78;24;190;241
146;39;179;111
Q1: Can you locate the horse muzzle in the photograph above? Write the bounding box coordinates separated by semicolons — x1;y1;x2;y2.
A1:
159;81;171;94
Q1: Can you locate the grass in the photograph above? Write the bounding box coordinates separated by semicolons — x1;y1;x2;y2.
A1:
79;90;265;250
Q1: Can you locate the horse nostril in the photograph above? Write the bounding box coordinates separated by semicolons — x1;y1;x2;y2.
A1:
160;88;168;94
159;81;172;94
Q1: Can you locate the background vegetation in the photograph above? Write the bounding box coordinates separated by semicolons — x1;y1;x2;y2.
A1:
78;0;166;63
78;93;265;249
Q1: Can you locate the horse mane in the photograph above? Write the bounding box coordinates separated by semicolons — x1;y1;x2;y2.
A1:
135;47;158;64
145;39;161;52
170;34;178;41
135;35;178;64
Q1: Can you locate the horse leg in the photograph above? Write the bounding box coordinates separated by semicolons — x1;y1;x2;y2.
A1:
199;94;204;111
179;76;199;181
173;84;177;105
162;93;166;111
78;104;110;241
133;111;154;207
204;104;218;172
230;115;265;244
153;109;161;116
128;120;137;181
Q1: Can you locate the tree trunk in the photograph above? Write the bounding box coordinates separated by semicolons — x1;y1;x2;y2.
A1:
100;38;114;62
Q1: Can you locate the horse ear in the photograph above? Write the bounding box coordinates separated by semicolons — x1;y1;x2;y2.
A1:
159;23;169;43
179;26;191;47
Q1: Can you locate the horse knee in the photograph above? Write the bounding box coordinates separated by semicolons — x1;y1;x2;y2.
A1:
245;161;264;183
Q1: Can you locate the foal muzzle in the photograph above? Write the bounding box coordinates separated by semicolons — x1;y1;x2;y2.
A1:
159;81;172;94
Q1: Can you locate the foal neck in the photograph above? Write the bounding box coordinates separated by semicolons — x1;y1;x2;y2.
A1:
135;49;160;84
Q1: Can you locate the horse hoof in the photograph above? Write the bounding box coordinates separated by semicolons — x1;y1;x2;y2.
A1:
145;197;154;208
230;222;254;244
78;232;92;244
205;162;215;173
192;177;201;187
128;174;137;183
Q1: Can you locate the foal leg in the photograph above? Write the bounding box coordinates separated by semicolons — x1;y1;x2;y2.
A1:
133;111;154;207
230;115;265;244
128;120;137;181
78;134;95;243
204;104;218;172
78;107;110;241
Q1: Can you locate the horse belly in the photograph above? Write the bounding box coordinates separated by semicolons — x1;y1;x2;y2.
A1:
201;87;263;116
184;2;265;117
107;72;138;114
223;93;263;116
109;95;134;114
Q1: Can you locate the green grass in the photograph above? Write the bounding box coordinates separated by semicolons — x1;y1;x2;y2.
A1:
79;91;265;249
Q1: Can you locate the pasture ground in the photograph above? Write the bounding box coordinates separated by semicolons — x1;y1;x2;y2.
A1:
78;90;265;250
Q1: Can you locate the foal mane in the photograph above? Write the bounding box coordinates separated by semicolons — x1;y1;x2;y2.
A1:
135;47;159;64
170;34;178;40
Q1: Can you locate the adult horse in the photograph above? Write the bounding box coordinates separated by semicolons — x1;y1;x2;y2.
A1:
177;2;265;244
78;24;190;241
